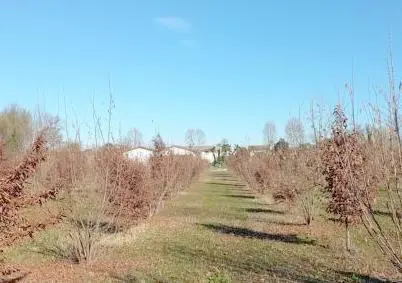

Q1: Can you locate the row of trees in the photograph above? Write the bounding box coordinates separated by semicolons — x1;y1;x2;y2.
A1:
230;53;402;273
0;103;207;277
229;104;402;272
124;128;208;149
0;104;209;154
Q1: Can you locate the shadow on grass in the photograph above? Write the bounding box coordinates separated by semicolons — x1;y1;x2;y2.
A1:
335;271;393;283
206;182;246;188
328;217;342;223
373;210;393;218
224;194;255;199
211;173;231;177
110;271;171;283
265;220;306;226
332;210;396;220
245;208;285;214
271;221;305;227
199;223;316;245
0;272;30;283
166;243;357;282
28;241;80;264
219;178;241;182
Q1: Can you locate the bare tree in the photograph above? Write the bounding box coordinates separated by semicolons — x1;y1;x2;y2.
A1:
194;129;206;146
34;112;62;149
124;128;143;148
285;117;305;147
310;101;326;145
358;49;402;272
185;129;195;148
185;128;206;148
263;121;276;148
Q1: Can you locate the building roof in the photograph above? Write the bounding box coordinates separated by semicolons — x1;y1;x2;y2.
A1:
168;145;197;153
192;145;215;152
126;146;153;152
248;145;270;151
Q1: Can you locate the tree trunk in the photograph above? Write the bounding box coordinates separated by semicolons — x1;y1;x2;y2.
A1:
307;215;312;226
345;221;351;252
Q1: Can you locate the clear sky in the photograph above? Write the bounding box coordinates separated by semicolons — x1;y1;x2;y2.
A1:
1;1;402;146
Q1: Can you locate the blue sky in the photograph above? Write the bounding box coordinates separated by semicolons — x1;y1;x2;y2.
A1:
1;1;402;146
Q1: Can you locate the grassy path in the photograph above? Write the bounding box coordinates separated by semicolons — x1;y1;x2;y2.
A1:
108;168;388;282
8;168;396;282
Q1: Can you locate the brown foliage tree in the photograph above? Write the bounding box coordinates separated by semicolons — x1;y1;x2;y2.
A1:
321;106;378;251
0;133;61;246
228;144;323;226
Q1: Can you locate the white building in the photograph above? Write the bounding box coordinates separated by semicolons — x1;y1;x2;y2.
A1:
164;145;196;156
124;147;153;162
248;145;270;156
193;145;216;164
200;151;215;163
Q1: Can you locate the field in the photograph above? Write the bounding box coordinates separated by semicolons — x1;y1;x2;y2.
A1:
3;2;402;282
2;168;399;282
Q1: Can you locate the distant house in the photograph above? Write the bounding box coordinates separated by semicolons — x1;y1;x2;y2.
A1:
248;145;270;156
200;151;215;163
124;146;153;162
231;145;246;156
193;145;216;164
164;145;196;156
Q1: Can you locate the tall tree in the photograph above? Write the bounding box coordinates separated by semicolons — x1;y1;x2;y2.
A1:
185;129;195;148
124;128;143;148
185;128;206;148
0;105;33;153
263;121;277;148
194;129;206;146
274;138;289;152
322;106;377;251
285;117;305;147
152;134;166;153
34;111;62;149
219;138;231;157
